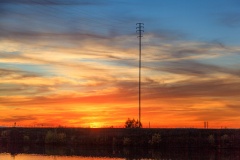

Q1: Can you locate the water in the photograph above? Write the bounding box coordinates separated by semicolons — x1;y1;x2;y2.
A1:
0;145;239;160
0;154;123;160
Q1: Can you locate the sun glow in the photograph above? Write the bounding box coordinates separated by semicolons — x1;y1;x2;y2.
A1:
89;122;102;128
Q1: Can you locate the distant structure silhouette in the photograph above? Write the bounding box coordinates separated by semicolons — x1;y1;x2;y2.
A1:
204;121;209;129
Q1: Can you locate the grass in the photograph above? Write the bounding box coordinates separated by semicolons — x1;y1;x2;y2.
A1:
0;127;240;148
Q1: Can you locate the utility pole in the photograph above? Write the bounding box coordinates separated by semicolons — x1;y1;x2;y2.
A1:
136;23;144;128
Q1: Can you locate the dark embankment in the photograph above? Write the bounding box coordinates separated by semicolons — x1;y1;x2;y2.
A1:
0;127;240;149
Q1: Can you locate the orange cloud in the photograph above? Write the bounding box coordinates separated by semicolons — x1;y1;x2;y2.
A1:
1;30;240;128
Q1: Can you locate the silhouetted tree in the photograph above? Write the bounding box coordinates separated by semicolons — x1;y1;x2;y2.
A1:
125;118;142;128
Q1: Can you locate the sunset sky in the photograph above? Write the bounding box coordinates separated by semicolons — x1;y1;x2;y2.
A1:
1;0;240;128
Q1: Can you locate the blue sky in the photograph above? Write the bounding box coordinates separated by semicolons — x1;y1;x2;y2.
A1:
0;0;240;128
1;0;240;44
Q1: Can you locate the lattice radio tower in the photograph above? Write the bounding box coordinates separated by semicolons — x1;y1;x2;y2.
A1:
136;23;144;128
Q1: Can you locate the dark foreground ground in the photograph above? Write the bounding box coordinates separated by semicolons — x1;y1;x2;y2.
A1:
0;127;240;148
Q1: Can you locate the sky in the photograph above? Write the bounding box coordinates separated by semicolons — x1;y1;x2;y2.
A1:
0;0;240;128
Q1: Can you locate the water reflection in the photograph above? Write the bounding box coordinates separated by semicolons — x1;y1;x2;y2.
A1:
0;145;239;160
1;154;124;160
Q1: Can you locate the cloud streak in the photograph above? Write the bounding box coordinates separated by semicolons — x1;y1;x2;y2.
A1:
0;1;240;128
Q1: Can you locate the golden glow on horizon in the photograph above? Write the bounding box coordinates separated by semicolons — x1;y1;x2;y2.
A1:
89;122;103;128
0;32;240;129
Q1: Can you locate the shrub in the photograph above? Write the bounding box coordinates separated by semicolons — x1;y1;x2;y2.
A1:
123;137;131;146
221;134;230;144
208;134;215;146
23;135;30;143
149;133;161;146
57;133;66;144
45;130;66;144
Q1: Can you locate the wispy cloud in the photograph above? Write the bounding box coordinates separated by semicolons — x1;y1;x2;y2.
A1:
1;33;240;127
218;12;240;28
1;1;240;128
0;115;37;123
